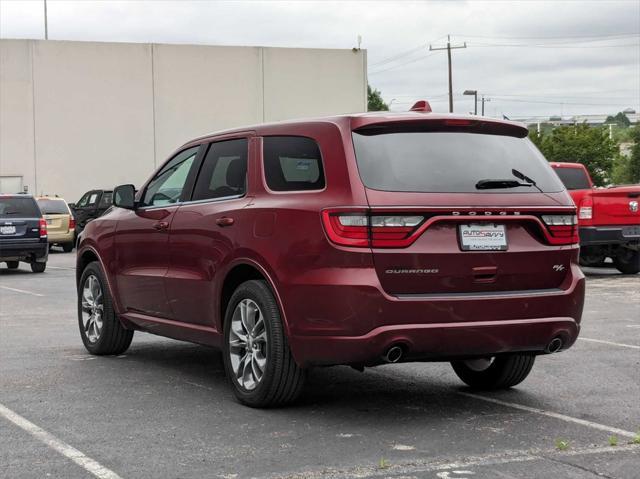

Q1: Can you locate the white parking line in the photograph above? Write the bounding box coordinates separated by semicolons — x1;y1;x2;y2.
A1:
459;392;636;438
0;285;44;297
580;337;640;350
0;402;123;479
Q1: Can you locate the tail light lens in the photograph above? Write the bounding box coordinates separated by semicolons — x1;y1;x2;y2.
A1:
69;216;76;231
578;196;593;220
39;218;48;238
541;214;579;245
321;210;425;248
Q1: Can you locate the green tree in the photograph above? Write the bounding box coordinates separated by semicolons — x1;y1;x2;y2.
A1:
627;124;640;182
531;124;617;186
367;85;389;112
605;112;631;128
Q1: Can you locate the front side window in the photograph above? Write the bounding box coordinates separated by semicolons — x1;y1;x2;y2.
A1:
142;147;198;207
263;136;325;191
191;139;248;201
76;192;92;208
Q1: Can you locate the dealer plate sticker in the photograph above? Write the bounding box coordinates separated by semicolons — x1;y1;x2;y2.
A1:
459;224;507;251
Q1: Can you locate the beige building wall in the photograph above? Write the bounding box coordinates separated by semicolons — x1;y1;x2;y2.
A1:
0;39;366;201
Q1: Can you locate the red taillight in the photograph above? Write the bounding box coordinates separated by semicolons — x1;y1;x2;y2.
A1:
578;196;593;220
321;210;424;248
39;218;47;238
541;215;579;245
69;216;76;231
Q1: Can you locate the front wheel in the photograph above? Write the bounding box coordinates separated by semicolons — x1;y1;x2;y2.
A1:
78;261;133;355
613;248;640;274
222;280;305;407
62;242;74;253
451;354;536;390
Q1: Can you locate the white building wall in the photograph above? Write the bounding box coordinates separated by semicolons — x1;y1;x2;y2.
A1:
0;39;366;201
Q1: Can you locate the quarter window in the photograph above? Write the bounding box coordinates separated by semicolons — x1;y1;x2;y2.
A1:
263;137;325;191
142;147;198;207
192;139;248;201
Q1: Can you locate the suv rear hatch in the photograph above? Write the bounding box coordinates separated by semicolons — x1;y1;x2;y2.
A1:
0;196;44;241
344;118;577;296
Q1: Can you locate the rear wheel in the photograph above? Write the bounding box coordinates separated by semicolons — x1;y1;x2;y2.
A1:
451;354;535;390
62;242;74;253
31;262;46;273
613;248;640;274
6;261;19;269
223;280;305;407
579;246;606;267
78;261;133;355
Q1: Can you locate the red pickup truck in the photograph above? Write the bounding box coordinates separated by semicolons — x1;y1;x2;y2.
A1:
550;162;640;274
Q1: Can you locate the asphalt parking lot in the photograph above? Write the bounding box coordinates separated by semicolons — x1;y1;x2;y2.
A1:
1;251;639;479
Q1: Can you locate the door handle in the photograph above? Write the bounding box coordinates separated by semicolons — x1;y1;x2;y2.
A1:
152;221;169;231
216;217;235;227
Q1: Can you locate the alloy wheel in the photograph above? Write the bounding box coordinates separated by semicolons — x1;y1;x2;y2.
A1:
81;274;104;344
228;299;267;391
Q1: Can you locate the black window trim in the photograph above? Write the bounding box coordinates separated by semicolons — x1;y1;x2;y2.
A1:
184;137;250;205
261;135;327;194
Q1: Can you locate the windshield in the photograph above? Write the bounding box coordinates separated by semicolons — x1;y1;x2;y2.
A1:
0;197;41;218
553;167;591;190
352;130;564;193
37;198;70;215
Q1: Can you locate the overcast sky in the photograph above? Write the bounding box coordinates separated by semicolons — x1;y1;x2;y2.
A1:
1;0;639;118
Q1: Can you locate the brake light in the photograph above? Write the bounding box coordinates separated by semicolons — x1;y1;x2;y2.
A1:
321;210;425;248
443;119;473;126
578;196;593;220
69;216;76;231
39;218;47;238
541;214;579;245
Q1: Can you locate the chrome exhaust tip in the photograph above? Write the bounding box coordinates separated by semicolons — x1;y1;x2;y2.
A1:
545;337;563;354
383;345;403;363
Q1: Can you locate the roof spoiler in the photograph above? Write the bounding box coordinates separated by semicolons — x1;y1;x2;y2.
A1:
409;100;432;113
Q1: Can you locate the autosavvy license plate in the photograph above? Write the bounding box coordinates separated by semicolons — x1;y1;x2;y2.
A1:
459;224;507;251
0;225;16;235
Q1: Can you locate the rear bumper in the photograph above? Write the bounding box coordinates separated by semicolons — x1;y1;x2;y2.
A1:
48;230;74;244
285;263;585;367
0;240;48;262
580;225;640;246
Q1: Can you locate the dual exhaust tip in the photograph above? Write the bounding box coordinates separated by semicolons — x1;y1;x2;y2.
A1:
545;337;563;354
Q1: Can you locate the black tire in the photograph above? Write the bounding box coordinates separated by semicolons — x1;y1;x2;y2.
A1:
579;247;606;267
78;261;133;355
451;354;536;390
222;280;305;407
62;242;74;253
613;248;640;274
6;261;19;269
31;262;46;273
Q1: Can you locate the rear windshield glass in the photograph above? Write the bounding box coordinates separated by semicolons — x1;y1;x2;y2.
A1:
553;167;591;190
352;130;564;193
37;198;69;215
0;197;41;218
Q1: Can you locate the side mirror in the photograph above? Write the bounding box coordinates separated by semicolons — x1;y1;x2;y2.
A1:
113;184;136;210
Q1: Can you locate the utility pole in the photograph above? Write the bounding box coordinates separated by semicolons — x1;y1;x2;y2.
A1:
430;35;466;113
44;0;48;40
481;95;491;116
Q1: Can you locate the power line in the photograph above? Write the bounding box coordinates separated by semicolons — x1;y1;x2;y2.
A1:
452;32;640;40
369;51;438;75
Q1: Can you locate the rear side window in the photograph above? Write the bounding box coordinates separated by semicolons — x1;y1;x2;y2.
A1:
99;192;113;207
0;197;41;218
553;167;591;190
263;137;325;191
352;129;564;193
192;139;248;201
37;199;69;215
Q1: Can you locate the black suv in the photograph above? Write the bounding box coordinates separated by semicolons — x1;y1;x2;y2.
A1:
69;189;113;238
0;195;48;272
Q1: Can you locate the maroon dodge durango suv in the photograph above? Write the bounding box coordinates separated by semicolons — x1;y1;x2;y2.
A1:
76;103;585;407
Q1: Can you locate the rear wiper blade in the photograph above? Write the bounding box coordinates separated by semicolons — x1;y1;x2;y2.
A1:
475;179;532;190
512;168;544;193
